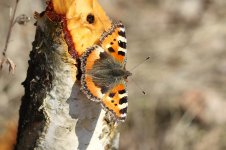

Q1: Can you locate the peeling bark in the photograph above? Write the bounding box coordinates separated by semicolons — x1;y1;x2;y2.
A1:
15;12;119;150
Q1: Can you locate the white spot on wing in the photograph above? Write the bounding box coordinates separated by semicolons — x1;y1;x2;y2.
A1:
97;88;104;98
120;28;125;32
117;36;127;43
118;93;128;99
105;96;111;101
118;102;128;109
118;47;126;53
96;46;105;53
105;44;111;49
120;113;127;118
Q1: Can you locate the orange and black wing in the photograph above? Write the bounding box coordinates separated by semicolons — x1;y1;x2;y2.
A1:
80;45;128;121
100;22;127;64
80;45;105;102
101;82;128;121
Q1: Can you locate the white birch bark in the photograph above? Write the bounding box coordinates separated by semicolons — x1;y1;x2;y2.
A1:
15;12;119;150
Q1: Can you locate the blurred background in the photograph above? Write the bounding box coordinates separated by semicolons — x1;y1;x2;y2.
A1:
1;0;226;150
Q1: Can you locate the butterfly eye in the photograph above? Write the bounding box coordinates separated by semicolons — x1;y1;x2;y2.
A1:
86;13;95;24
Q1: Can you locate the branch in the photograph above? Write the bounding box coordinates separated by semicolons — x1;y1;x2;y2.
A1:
2;0;19;57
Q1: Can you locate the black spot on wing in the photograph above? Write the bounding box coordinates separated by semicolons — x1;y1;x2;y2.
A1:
118;51;125;56
119;107;127;114
108;47;115;53
118;31;126;37
99;52;108;59
109;93;116;98
119;96;127;104
118;89;126;94
100;86;108;94
118;40;126;49
120;117;126;121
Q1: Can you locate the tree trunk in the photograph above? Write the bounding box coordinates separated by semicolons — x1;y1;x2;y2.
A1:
15;2;119;150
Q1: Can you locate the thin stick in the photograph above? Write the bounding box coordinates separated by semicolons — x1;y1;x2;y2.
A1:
2;0;19;57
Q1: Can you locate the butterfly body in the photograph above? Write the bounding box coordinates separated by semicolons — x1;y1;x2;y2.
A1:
80;22;130;121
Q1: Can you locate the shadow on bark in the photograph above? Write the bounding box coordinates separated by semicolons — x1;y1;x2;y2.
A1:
67;82;102;149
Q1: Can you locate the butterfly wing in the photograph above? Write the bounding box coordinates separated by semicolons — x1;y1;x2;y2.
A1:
80;45;105;102
80;45;128;121
101;82;128;121
100;22;127;64
80;22;129;121
100;22;128;121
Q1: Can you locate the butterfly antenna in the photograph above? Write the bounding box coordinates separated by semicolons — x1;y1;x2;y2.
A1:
129;56;150;71
130;77;146;95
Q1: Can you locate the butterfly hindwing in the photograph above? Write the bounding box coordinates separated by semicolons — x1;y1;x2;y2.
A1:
101;82;128;121
100;22;127;64
80;45;105;101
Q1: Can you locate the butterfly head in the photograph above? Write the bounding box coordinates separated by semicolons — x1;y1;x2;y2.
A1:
110;68;132;79
125;70;132;78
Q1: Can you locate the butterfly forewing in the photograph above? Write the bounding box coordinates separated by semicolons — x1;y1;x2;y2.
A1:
100;22;127;64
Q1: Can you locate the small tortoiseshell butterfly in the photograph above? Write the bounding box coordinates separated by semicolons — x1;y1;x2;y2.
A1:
80;22;131;122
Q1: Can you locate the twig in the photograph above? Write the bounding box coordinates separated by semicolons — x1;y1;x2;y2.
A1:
2;0;20;57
